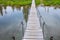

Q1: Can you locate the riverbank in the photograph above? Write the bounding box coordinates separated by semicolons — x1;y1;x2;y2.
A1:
0;0;40;6
0;0;60;6
43;0;60;6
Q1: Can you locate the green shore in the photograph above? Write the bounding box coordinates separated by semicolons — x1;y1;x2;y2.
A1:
43;0;60;6
0;0;40;6
0;0;60;6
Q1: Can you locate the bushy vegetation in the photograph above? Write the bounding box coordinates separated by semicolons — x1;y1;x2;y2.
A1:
35;0;40;5
0;0;60;6
44;0;60;6
0;0;40;6
0;0;32;6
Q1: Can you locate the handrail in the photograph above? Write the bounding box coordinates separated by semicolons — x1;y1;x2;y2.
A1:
21;21;24;37
37;7;53;40
37;7;46;39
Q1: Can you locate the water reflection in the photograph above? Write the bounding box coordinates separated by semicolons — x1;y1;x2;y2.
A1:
23;6;30;22
0;6;26;40
38;6;60;40
0;6;3;16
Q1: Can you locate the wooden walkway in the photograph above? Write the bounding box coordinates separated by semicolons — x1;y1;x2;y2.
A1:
22;0;44;40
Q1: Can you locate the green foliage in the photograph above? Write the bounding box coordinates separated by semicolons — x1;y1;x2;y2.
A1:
0;0;60;6
35;0;40;5
44;0;60;6
0;0;40;6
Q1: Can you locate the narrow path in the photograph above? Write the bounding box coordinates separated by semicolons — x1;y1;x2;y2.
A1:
22;0;44;40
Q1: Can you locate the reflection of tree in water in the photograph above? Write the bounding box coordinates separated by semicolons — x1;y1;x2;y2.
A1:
4;6;6;9
0;6;3;16
23;5;30;22
4;6;7;14
15;6;21;9
54;6;60;9
4;6;14;14
11;6;15;12
45;7;49;13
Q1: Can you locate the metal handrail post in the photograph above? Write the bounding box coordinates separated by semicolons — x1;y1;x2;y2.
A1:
21;21;24;37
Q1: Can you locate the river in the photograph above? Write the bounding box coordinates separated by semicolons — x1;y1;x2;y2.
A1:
37;6;60;40
0;5;60;40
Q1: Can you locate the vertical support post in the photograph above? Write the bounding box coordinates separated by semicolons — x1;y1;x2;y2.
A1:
43;22;45;37
40;15;42;26
21;21;24;37
12;36;15;40
50;36;53;40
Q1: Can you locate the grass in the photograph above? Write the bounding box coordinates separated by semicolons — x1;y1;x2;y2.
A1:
43;0;60;6
0;0;60;6
0;0;31;6
35;0;40;5
0;0;40;6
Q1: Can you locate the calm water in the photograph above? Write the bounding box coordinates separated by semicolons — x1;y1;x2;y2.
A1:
0;5;60;40
0;6;29;40
37;6;60;40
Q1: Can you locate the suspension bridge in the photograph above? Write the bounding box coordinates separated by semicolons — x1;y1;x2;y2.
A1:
22;0;44;40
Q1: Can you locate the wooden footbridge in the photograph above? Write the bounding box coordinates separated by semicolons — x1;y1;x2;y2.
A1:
22;0;44;40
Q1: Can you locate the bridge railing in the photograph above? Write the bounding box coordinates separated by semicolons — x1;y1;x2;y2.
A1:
37;8;54;40
37;8;45;37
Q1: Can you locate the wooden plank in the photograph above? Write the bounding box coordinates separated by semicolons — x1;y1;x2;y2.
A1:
22;0;44;40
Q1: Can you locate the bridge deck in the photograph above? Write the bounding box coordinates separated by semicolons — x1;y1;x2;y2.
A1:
22;0;44;40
